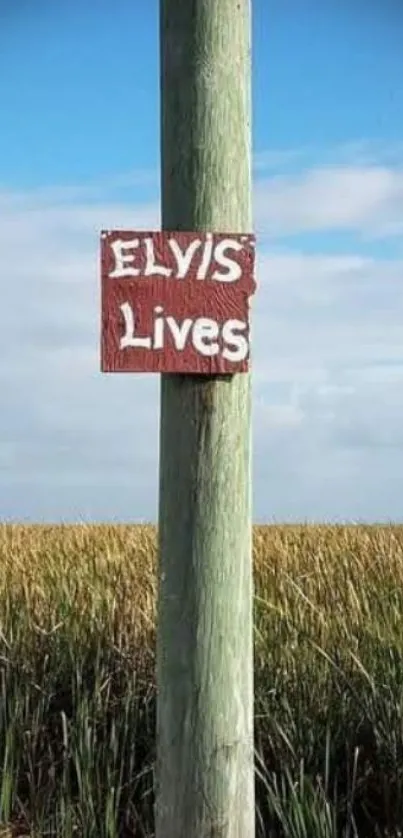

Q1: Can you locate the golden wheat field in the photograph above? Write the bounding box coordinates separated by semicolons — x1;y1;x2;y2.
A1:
0;523;403;837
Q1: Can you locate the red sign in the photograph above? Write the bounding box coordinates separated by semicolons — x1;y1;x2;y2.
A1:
100;230;256;374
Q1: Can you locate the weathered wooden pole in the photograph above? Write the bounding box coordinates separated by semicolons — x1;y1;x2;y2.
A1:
156;1;255;837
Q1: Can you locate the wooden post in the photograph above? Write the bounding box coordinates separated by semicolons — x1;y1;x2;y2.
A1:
156;1;255;837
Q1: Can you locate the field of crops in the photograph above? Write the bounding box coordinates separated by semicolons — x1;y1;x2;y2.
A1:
0;523;403;837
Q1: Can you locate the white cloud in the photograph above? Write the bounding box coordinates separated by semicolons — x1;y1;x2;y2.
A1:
254;140;403;174
255;164;403;237
1;148;403;522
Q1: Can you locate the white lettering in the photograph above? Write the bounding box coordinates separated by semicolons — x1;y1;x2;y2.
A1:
119;302;152;349
117;303;249;362
212;239;243;282
168;237;202;278
153;305;165;349
222;319;248;362
109;239;140;278
197;233;214;279
108;234;247;282
192;318;219;356
165;317;193;350
144;237;172;276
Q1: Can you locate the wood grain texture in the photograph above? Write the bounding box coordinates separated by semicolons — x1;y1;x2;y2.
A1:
100;231;256;374
156;1;255;837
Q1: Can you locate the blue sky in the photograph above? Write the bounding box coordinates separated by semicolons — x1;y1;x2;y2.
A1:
1;1;403;522
2;2;402;186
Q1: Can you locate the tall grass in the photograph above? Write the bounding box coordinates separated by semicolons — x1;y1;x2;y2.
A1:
0;524;402;836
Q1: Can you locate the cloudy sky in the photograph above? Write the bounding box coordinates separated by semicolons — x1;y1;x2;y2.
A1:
1;1;402;523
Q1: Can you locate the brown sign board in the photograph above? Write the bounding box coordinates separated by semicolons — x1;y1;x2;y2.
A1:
100;230;256;374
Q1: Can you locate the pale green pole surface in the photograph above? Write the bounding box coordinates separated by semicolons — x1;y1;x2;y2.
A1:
156;2;255;836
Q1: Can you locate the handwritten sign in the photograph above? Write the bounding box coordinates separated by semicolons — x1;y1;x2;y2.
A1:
100;231;256;374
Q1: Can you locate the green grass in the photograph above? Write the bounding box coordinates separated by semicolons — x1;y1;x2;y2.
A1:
0;523;403;836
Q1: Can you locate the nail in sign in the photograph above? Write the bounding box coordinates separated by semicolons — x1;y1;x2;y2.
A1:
100;230;256;374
